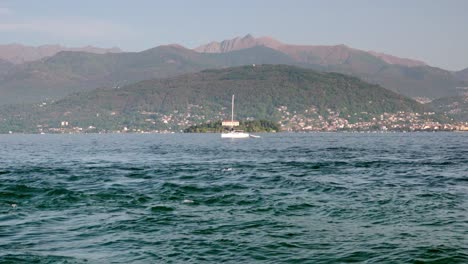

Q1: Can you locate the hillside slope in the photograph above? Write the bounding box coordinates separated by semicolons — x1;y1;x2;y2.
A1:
0;59;14;78
455;68;468;82
429;95;468;121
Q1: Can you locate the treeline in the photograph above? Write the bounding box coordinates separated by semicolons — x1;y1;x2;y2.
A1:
184;120;280;133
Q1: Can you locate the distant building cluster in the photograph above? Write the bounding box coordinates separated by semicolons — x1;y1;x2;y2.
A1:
23;104;468;134
277;106;466;132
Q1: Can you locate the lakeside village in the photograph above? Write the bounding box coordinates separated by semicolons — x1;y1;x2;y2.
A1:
9;104;468;134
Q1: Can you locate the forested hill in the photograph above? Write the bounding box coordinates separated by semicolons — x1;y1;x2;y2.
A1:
0;46;296;105
95;64;425;117
0;65;432;133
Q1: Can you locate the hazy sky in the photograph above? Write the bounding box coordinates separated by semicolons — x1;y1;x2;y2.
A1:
0;0;466;70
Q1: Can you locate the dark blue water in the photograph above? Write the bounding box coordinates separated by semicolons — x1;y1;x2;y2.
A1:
0;133;467;263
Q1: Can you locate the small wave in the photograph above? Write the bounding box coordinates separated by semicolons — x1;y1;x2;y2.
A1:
150;205;175;213
0;254;88;263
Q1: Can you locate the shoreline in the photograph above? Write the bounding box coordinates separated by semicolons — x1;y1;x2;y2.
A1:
1;130;466;135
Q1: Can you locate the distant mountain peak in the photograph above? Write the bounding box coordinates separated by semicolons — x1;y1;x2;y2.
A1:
194;34;284;53
243;33;254;39
194;35;428;68
165;43;188;49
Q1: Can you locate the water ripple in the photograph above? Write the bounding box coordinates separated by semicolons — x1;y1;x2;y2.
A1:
0;133;467;263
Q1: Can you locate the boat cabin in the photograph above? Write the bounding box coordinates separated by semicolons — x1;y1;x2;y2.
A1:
222;120;239;127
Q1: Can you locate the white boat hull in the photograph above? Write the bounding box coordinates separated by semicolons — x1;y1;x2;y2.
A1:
221;132;250;138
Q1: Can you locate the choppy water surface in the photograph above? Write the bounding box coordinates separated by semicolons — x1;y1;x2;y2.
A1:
0;133;467;263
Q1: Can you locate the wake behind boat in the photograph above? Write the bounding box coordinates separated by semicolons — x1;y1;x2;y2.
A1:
221;131;250;138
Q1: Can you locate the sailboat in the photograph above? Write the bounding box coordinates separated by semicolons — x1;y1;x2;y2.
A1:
221;95;250;138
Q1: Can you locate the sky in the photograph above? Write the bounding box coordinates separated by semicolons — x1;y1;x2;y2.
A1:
0;0;467;71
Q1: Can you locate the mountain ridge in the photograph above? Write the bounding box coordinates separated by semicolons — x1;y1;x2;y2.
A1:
0;36;466;105
195;34;427;68
0;43;121;64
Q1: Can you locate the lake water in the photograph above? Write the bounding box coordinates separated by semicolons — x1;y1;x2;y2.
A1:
0;133;467;263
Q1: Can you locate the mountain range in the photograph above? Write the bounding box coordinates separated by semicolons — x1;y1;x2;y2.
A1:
195;35;467;100
0;34;467;106
0;65;431;133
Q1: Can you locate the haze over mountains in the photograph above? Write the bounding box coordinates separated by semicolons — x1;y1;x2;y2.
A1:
0;34;467;107
0;44;121;65
455;68;468;82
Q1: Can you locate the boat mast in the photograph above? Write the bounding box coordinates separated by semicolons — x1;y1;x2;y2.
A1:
231;94;235;129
